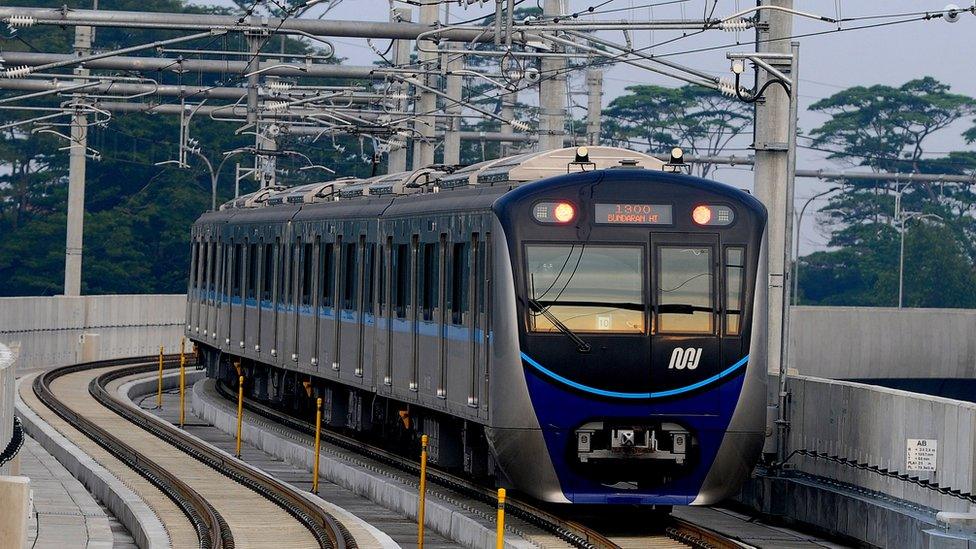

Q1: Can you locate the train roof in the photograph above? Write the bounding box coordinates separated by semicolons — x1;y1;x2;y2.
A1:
217;146;667;212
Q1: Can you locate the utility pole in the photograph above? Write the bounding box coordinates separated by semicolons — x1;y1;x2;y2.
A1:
752;0;796;463
585;68;603;146
413;0;439;169
388;7;411;173
499;91;517;156
64;2;95;296
245;31;277;188
538;0;567;151
442;53;462;165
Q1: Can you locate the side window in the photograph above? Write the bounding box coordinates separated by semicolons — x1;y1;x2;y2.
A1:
261;243;273;303
421;242;439;321
320;242;335;308
450;242;469;325
363;242;376;315
232;244;242;298
207;242;216;293
342;242;358;310
247;243;257;302
393;243;410;319
378;239;389;315
725;247;745;336
301;242;313;307
189;241;198;291
658;246;714;334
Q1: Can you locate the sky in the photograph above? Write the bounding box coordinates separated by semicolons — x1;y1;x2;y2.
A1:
172;1;976;253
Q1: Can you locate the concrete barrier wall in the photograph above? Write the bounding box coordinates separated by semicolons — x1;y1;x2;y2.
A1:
0;295;185;372
790;306;976;379
788;374;976;513
0;343;13;476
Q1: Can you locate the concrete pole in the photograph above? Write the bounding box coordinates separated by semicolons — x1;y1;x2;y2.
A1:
63;16;95;296
752;0;794;462
585;68;603;146
498;90;518;157
443;51;462;165
388;8;412;174
413;0;439;169
538;0;567;152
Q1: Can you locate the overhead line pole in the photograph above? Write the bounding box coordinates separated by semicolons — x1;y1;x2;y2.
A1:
585;68;603;146
64;2;96;297
413;0;439;169
751;0;796;465
387;7;412;174
538;0;567;152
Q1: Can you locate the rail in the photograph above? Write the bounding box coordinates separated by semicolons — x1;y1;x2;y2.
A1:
213;380;741;549
35;357;356;549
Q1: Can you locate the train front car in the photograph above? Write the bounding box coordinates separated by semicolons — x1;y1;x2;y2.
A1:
489;156;767;506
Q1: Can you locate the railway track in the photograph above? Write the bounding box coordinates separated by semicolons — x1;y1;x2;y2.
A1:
212;380;746;549
26;357;354;549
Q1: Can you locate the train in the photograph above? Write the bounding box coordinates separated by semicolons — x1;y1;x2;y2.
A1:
186;145;768;506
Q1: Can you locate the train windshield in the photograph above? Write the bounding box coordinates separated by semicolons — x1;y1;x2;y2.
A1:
525;244;644;334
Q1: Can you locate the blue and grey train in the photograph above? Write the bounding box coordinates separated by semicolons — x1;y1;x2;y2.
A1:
186;146;768;506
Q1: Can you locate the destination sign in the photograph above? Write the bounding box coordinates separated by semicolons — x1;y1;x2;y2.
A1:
594;203;673;225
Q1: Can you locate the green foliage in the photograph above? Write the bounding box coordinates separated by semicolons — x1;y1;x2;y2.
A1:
603;84;751;177
797;78;976;308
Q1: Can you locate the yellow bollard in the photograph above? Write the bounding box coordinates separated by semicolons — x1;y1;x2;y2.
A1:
235;375;244;458
312;397;322;493
156;345;164;409
496;488;506;549
418;434;429;549
178;350;186;428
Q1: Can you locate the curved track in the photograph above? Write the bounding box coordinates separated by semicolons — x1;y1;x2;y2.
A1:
213;380;745;549
29;357;354;549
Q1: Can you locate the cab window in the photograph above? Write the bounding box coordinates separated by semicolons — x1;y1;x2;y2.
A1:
657;246;714;334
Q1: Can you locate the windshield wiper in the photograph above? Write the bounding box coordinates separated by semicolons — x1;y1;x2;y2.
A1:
529;298;592;353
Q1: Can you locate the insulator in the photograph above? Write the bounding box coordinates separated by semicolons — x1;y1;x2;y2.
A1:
719;18;751;32
718;77;737;97
3;65;32;79
510;119;531;132
6;15;36;28
266;81;292;94
264;100;289;112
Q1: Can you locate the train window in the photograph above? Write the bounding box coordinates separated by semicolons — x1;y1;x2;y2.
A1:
188;241;198;291
658;246;714;334
343;242;358;310
232;244;242;298
247;243;257;302
207;242;216;293
261;243;272;303
379;238;390;315
450;242;469;325
301;242;313;307
421;242;439;321
725;247;745;336
278;241;290;305
363;242;376;315
393;243;410;319
525;245;644;334
320;242;335;308
477;233;488;315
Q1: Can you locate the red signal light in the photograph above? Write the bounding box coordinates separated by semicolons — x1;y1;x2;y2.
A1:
553;202;576;223
692;205;712;225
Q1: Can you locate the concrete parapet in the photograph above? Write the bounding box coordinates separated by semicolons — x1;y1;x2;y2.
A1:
790;306;976;379
0;475;29;548
0;343;16;476
789;374;976;513
0;295;185;372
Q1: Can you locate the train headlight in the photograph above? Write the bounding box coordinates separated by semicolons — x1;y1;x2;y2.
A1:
533;201;577;224
692;205;713;225
553;202;575;223
692;204;735;226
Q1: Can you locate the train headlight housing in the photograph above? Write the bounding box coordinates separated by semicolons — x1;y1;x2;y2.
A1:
533;201;577;224
692;204;735;226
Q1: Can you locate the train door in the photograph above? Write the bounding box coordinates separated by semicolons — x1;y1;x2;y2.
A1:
316;228;338;379
416;229;443;408
359;235;377;386
376;234;393;396
259;237;279;361
297;232;317;368
650;232;721;410
276;235;296;366
338;232;364;385
720;244;748;375
220;239;236;353
389;225;418;402
244;239;261;360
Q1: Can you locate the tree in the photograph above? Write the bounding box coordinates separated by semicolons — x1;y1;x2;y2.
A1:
796;78;976;307
602;84;752;177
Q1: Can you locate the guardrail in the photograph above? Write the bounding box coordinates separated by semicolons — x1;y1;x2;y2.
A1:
0;295;185;371
787;374;976;513
0;343;18;476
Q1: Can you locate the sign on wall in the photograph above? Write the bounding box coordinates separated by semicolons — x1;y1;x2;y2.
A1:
906;439;938;472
